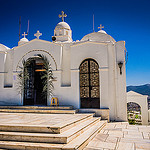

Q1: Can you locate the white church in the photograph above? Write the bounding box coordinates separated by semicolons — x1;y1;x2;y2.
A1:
0;11;127;121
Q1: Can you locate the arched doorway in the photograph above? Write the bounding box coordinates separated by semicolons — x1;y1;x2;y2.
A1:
23;56;48;106
79;59;100;108
127;102;142;125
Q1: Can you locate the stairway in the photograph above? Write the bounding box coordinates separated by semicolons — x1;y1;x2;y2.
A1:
0;106;76;114
0;106;107;149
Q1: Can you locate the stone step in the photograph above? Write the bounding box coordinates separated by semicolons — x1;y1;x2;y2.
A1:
0;117;100;144
0;121;107;150
0;109;76;114
0;106;73;110
0;113;94;133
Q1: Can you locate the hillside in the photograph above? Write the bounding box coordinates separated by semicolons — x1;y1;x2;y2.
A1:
127;84;150;96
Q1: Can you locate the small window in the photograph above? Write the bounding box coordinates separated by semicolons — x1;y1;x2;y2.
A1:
59;30;62;35
66;31;68;35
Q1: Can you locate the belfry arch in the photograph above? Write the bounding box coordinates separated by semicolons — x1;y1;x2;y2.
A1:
79;58;100;108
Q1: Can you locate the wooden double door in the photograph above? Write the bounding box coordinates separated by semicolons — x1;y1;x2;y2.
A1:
80;59;100;108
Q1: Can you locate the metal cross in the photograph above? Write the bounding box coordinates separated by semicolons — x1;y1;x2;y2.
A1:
22;32;27;38
98;24;104;30
59;11;67;22
34;30;42;39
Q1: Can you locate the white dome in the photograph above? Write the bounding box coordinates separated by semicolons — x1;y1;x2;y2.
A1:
18;37;29;46
55;22;71;30
98;30;107;34
81;31;115;43
20;37;29;42
0;44;10;51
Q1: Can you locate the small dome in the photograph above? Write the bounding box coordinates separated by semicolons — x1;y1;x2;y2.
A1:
55;22;71;30
18;37;29;46
20;37;29;42
81;31;115;43
0;44;10;51
98;30;107;34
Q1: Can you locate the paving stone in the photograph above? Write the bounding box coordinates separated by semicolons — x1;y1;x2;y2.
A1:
116;142;135;150
115;124;127;129
107;131;123;138
84;147;103;150
105;136;118;143
96;141;116;149
93;133;108;142
124;134;143;139
135;143;150;150
142;132;150;139
120;138;150;144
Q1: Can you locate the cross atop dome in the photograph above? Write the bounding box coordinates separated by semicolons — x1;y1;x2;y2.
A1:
34;30;42;39
98;24;104;30
22;32;27;38
59;11;67;22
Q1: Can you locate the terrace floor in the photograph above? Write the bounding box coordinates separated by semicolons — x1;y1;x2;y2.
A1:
84;122;150;150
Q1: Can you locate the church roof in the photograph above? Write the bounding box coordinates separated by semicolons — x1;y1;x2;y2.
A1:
0;44;10;51
81;31;116;43
55;22;71;30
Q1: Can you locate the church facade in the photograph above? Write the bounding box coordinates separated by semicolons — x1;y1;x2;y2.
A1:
0;12;127;121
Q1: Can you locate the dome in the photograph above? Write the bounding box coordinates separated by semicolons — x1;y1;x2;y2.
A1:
98;30;107;34
0;44;10;51
20;37;29;42
18;37;29;46
81;31;115;43
55;22;71;30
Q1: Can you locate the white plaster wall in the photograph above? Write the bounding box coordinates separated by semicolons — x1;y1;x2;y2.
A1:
0;53;5;93
0;53;5;72
0;72;21;105
4;50;13;87
0;39;62;106
13;39;62;71
71;42;108;69
71;42;110;110
61;43;71;86
107;43;116;120
100;69;109;108
0;53;18;105
51;69;80;108
115;41;127;121
127;91;148;125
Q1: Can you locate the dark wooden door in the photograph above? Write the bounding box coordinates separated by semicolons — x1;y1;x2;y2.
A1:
24;60;47;106
80;59;100;108
24;61;35;105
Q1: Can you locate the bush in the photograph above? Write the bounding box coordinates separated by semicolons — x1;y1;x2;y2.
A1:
128;119;135;125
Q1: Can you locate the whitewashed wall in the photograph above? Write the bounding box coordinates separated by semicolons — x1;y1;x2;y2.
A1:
127;91;148;125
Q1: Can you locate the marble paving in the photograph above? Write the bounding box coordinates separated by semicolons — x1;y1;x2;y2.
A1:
0;112;91;127
84;122;150;150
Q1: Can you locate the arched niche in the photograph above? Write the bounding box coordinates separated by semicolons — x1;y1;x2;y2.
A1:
79;58;100;108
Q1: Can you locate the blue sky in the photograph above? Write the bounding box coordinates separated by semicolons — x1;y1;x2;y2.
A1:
0;0;150;86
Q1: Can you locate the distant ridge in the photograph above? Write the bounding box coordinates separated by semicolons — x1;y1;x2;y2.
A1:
127;84;150;96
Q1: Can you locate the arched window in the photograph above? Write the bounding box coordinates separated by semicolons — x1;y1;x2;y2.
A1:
79;59;100;108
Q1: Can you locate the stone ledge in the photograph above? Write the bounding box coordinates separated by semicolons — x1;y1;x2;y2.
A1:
78;109;109;121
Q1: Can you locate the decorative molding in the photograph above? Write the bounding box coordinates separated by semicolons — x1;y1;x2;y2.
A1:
71;41;108;47
16;49;57;72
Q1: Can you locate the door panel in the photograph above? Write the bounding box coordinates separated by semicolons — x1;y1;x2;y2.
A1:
80;59;100;108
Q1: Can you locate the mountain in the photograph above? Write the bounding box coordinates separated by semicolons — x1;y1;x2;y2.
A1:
127;84;150;96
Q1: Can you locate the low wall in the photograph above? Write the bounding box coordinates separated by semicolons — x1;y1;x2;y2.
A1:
78;109;109;122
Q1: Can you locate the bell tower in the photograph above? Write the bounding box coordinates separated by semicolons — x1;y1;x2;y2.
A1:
52;11;72;42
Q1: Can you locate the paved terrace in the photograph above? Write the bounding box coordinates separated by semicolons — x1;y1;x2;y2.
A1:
84;122;150;150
